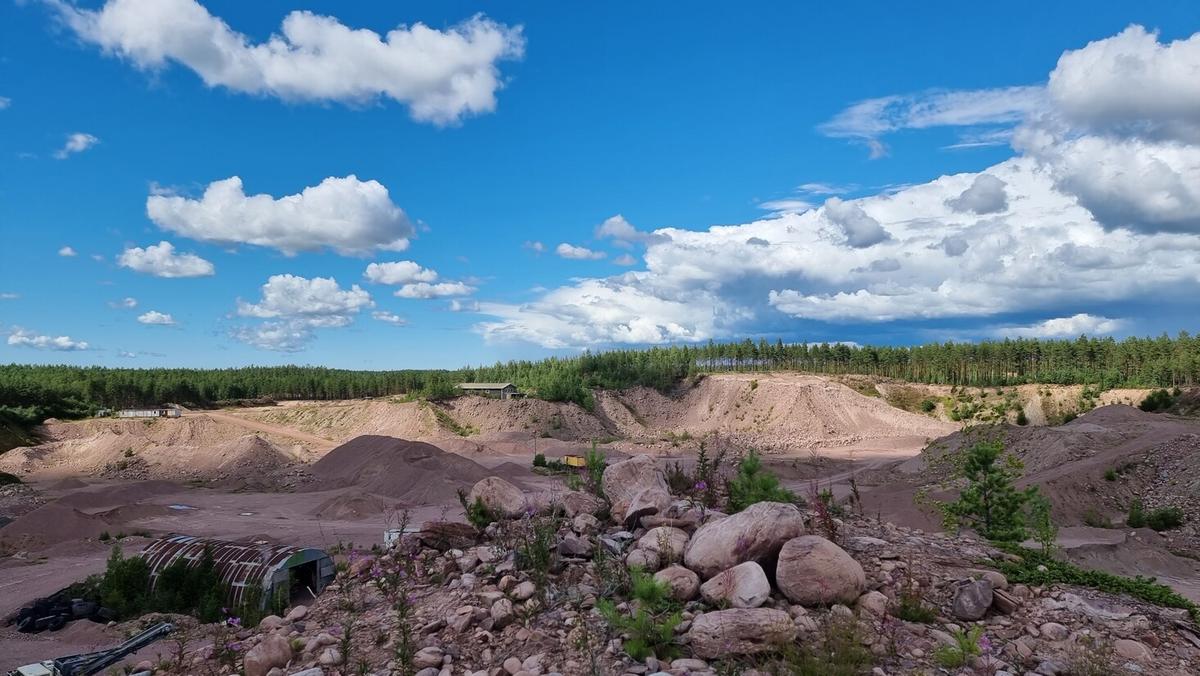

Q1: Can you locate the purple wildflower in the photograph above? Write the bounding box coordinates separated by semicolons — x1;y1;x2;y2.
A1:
694;480;708;492
978;633;992;654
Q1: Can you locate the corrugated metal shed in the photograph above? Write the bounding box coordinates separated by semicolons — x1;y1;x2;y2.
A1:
142;535;335;609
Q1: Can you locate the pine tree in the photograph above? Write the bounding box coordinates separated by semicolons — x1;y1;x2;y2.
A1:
943;439;1036;542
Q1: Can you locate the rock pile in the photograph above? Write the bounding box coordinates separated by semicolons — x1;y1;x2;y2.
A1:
130;454;1200;676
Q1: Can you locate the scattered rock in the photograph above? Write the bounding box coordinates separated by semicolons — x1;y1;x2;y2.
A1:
243;633;293;676
700;561;771;608
654;565;700;602
684;502;806;579
952;579;994;621
687;608;799;658
775;535;865;605
468;476;529;518
602;455;672;527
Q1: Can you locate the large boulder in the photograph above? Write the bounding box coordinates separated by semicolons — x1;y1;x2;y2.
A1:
654;565;700;602
528;489;606;517
775;535;865;606
467;476;528;519
636;526;690;565
699;561;771;608
683;501;806;579
243;634;293;676
602;455;672;527
952;579;994;621
687;608;798;658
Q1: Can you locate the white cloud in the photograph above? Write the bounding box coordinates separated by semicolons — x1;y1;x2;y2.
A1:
109;297;138;309
54;132;99;159
1048;25;1200;142
797;182;855;195
945;174;1008;214
372;310;408;326
823;197;891;248
0;293;19;300
8;328;89;351
523;240;545;254
820;86;1046;156
613;253;637;266
394;281;475;299
147;175;413;255
118;241;215;277
364;261;438;284
0;96;10;109
58;246;77;257
594;215;668;247
448;298;480;312
233;274;373;350
136;310;176;325
1000;314;1126;338
555;243;606;260
758;199;814;216
55;0;524;125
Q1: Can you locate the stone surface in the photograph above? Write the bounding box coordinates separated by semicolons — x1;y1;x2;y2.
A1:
775;535;865;605
952;579;994;621
1040;621;1070;641
855;590;888;617
467;476;529;518
699;561;771;608
243;633;293;676
686;608;799;658
1113;638;1150;662
413;647;444;669
654;565;700;602
683;501;806;579
636;526;690;564
602;455;672;527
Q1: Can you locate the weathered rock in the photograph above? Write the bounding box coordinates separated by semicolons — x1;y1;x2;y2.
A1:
419;521;478;550
654;565;700;602
686;608;798;658
1039;621;1070;641
991;588;1020;614
775;535;865;605
855;590;888;617
626;548;661;572
636;526;690;565
413;647;444;669
491;598;515;628
1113;638;1150;662
952;579;994;621
317;647;343;667
243;633;293;676
683;502;806;579
467;476;529;519
512;580;537;601
559;532;595;558
258;614;285;631
284;605;307;622
700;561;771;608
572;513;601;534
602;455;672;527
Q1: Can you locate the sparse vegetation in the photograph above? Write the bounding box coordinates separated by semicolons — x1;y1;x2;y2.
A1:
596;567;681;661
939;438;1038;542
457;489;499;530
933;625;983;668
726;449;794;513
1128;500;1184;531
1139;388;1179;412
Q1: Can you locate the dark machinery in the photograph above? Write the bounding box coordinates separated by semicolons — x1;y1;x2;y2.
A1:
7;622;174;676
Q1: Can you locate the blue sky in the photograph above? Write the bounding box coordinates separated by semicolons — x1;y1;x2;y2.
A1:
2;1;1198;368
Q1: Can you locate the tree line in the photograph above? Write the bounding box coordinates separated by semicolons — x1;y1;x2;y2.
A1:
1;333;1197;424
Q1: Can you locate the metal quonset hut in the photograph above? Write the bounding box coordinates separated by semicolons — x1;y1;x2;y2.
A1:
141;535;335;609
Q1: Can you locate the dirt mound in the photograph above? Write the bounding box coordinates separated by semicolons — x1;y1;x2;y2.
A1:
599;373;957;454
246;401;437;443
56;480;181;512
0;503;111;546
309;435;522;505
311;492;396;520
0;417;303;483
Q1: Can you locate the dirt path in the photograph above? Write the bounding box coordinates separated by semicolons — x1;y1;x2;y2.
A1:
188;410;337;450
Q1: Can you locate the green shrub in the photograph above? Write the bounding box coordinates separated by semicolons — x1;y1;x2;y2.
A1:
920;398;937;413
1139;389;1177;412
1015;409;1029;426
933;625;983;668
893;591;937;623
98;545;151;619
1082;510;1113;529
1146;506;1184;531
532;453;546;468
1127;499;1146;528
1103;468;1117;481
1027;493;1057;553
726;450;794;513
457;490;499;530
584;442;607;497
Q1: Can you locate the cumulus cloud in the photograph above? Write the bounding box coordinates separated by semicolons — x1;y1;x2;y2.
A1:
147;175;413;255
54;132;99;159
523;240;545;254
58;246;77;257
118;241;215;277
110;297;138;309
372;310;407;326
364;261;438;285
758;199;814;216
613;253;637;266
594;215;668;247
823;197;890;247
449;298;480;312
1000;313;1126;338
946;174;1008;214
233;274;372;350
394;281;475;299
1047;25;1200;142
136;310;176;325
8;328;89;351
555;243;606;260
53;0;525;125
